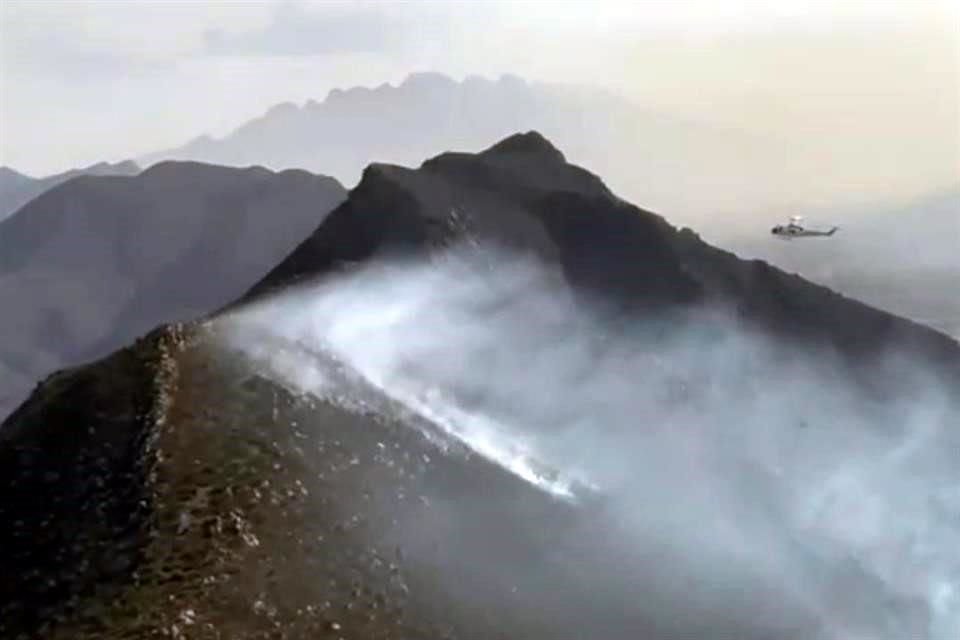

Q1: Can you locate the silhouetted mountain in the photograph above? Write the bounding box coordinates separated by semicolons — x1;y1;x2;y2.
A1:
2;133;957;639
0;160;141;222
141;72;820;228
0;162;345;419
246;131;960;380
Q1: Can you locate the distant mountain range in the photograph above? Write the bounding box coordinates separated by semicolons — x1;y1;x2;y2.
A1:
140;72;823;230
128;70;958;338
3;131;957;640
0;160;140;222
0;162;345;420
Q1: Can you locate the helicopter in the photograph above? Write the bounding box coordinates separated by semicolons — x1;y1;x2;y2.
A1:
771;215;838;239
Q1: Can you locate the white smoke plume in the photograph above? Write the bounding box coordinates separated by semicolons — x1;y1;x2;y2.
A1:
219;247;960;639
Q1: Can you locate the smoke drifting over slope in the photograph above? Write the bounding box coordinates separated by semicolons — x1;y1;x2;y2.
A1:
222;247;959;639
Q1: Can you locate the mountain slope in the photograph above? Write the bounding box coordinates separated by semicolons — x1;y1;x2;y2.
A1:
4;321;818;640
0;162;345;419
0;160;141;222
245;131;960;380
2;132;957;639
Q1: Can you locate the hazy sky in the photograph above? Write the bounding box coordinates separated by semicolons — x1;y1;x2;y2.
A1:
1;0;958;197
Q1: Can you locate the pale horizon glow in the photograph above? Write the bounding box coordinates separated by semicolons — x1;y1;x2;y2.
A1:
1;0;957;211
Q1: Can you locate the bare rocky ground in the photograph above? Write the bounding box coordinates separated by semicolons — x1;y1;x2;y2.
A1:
0;320;637;640
5;314;839;640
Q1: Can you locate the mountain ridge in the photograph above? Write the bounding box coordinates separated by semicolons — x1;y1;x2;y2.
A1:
0;160;142;223
0;160;346;420
138;71;837;230
242;131;960;382
1;131;957;639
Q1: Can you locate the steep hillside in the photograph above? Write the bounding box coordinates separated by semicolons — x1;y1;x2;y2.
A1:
0;321;804;640
246;131;960;381
0;160;140;222
2;132;957;639
0;162;345;420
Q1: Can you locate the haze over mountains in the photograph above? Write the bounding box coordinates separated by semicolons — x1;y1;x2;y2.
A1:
3;132;958;639
141;71;835;231
726;187;960;338
0;71;953;423
241;131;960;386
136;70;958;335
1;0;957;636
7;71;952;329
0;162;345;420
0;160;140;222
